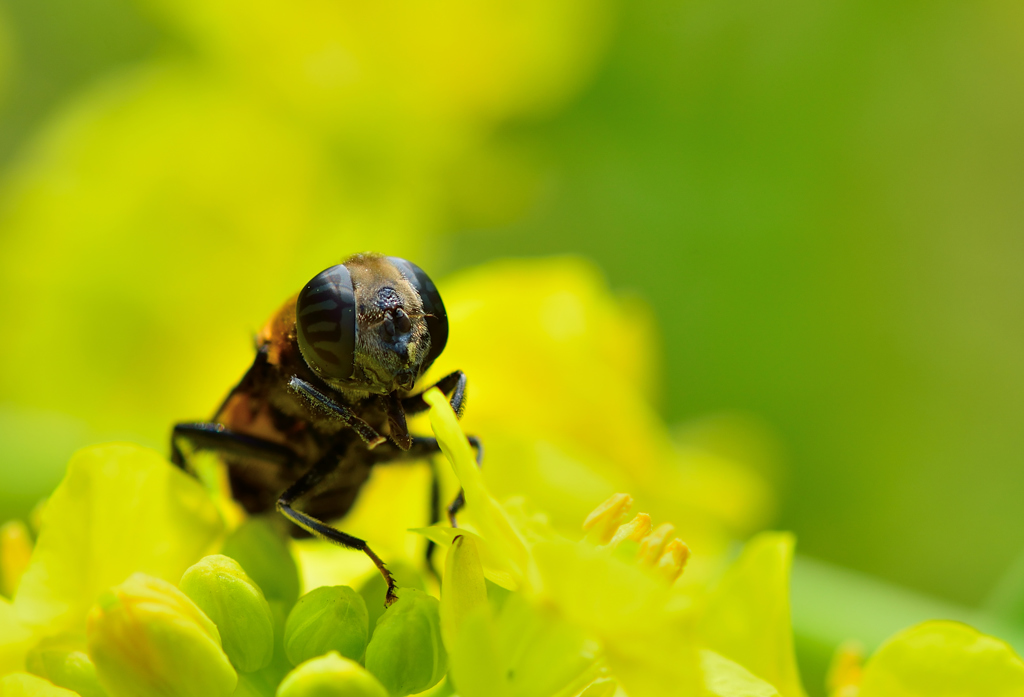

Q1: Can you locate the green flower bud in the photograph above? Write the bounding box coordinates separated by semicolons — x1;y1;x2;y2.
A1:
86;573;237;697
284;586;368;666
364;589;447;697
222;517;300;608
26;635;109;697
276;652;388;697
180;554;275;672
357;562;426;638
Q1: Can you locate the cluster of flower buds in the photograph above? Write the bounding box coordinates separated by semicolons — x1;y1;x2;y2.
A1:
22;517;449;697
582;493;691;583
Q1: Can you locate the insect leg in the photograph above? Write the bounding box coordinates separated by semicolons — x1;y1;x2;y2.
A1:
276;454;398;607
381;435;482;526
368;436;482;568
401;370;467;417
444;436;483;526
287;376;386;447
171;422;298;471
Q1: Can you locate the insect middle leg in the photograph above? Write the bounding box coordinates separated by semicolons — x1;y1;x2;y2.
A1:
277;452;399;606
172;424;398;606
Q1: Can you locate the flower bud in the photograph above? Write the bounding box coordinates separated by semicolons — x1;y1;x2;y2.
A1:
357;561;426;638
276;652;388;697
284;586;368;666
26;635;108;697
364;589;447;696
86;573;237;697
179;554;275;672
222;517;300;608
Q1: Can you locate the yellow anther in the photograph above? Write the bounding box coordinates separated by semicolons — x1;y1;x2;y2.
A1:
656;539;690;583
583;493;633;545
827;641;863;697
1;520;33;598
608;513;653;549
637;523;676;567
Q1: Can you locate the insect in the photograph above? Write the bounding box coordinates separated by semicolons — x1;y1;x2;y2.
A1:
171;253;478;606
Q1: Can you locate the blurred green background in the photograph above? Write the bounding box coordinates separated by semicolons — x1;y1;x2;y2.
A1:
2;0;1024;688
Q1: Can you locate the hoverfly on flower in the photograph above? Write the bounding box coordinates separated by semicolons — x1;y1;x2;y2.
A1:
171;253;478;606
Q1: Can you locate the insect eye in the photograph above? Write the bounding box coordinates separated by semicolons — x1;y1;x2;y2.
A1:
386;257;448;372
296;264;357;379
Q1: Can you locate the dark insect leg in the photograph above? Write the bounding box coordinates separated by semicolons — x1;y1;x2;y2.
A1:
402;370;467;417
277;453;399;606
382;435;483;569
426;458;442;579
171;422;298;471
446;436;483;526
287;376;386;447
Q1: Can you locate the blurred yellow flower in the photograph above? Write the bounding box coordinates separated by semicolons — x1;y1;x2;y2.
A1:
858;621;1024;697
418;257;774;583
0;444;222;674
423;383;790;696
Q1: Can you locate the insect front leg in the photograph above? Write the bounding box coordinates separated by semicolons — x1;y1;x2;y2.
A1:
276;453;398;607
287;376;386;447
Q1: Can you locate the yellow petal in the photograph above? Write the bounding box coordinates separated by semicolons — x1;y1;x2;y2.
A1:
440;535;488;651
410;527;519;591
701;650;781;697
14;444;223;636
0;597;33;675
424;388;530;585
697;532;804;697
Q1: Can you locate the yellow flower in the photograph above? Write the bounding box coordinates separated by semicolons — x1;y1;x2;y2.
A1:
0;443;222;676
858;621;1024;697
86;573;237;697
424;384;807;697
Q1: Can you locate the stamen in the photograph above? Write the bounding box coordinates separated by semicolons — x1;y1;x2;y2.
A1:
637;523;676;567
608;513;653;549
582;493;633;545
1;520;33;598
656;539;690;583
827;640;863;697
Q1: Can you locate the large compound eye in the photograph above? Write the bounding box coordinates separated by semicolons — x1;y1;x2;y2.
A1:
387;257;448;372
296;265;357;379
